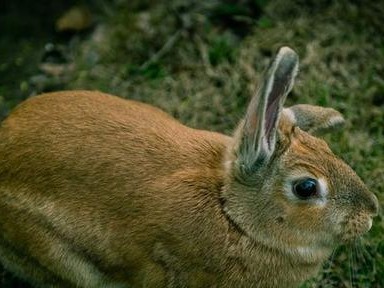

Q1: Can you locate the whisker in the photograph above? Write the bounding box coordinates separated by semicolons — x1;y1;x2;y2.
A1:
323;248;336;271
354;243;360;287
318;246;339;288
352;237;378;287
355;238;367;265
362;237;378;279
359;241;371;261
348;244;354;288
355;239;370;283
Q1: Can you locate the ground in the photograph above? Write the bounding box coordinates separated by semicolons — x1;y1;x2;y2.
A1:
0;0;383;287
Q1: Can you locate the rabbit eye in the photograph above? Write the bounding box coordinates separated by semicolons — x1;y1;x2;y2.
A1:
293;178;318;199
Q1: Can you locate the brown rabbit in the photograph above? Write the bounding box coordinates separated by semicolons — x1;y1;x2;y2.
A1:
0;47;378;288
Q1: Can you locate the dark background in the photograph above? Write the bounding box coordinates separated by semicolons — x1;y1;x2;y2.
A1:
1;0;383;287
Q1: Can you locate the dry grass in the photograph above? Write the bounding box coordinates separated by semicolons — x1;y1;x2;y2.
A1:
0;0;383;287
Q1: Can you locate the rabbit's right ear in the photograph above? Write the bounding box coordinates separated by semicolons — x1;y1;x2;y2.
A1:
282;104;345;135
236;47;299;175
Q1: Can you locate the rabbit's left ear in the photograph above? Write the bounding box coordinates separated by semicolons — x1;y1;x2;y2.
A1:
237;47;299;174
282;105;345;135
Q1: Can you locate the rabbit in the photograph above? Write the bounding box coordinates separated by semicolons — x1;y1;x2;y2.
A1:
0;46;378;288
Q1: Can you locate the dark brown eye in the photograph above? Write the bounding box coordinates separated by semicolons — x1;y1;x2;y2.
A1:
293;178;318;199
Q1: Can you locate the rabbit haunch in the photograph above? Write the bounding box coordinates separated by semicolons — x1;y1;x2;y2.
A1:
0;47;378;288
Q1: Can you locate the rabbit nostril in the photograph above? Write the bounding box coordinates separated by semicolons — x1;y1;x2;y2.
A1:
276;216;285;223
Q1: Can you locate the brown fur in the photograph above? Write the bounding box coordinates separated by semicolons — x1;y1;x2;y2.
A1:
0;48;378;288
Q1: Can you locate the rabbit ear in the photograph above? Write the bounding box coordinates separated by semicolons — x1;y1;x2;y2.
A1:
238;47;299;173
282;104;345;135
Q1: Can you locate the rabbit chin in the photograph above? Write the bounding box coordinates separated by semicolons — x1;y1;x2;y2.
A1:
249;230;335;264
285;245;333;263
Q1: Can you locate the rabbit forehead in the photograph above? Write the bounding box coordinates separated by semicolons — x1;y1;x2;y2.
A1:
283;129;338;176
281;128;368;199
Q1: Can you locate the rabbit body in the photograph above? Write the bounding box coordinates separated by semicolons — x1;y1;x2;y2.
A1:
0;48;378;288
0;91;313;288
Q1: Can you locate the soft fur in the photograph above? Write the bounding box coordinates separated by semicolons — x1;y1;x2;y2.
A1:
0;47;378;288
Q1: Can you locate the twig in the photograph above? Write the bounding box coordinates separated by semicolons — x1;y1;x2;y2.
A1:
139;29;183;71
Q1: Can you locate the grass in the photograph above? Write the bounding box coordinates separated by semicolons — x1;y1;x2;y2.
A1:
0;0;383;287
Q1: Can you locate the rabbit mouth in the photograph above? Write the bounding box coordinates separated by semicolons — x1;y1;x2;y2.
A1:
338;214;373;243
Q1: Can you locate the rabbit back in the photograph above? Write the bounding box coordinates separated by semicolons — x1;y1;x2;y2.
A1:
0;91;232;287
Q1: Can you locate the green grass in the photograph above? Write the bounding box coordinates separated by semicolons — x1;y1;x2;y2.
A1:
1;0;383;287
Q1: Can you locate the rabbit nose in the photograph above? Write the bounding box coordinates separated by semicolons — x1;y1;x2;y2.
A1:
360;189;380;217
353;185;380;217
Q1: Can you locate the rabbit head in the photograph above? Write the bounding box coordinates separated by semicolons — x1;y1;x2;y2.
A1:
222;47;379;263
